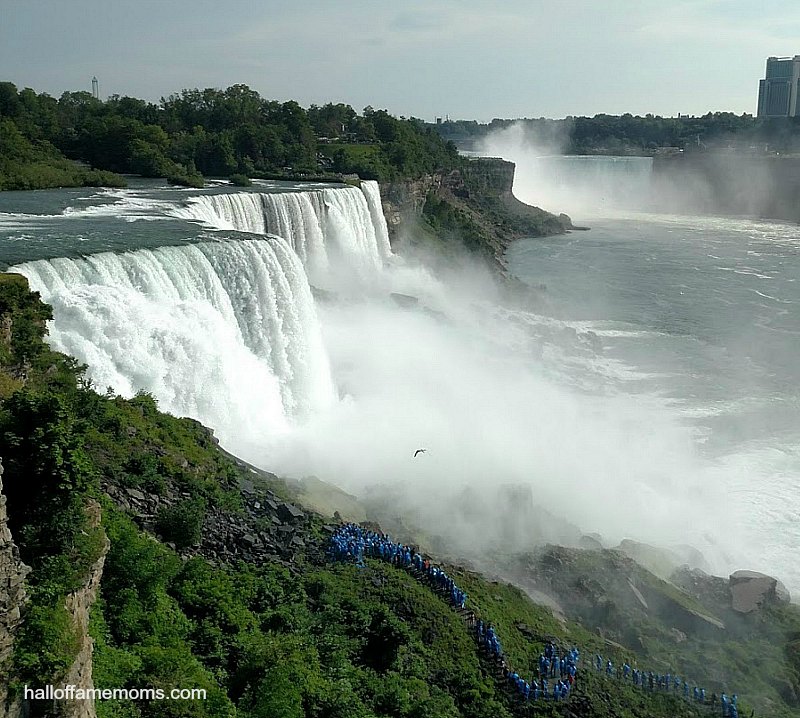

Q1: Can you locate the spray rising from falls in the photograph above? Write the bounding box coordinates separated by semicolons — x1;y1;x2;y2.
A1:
174;181;393;279
13;236;335;458
8;178;767;584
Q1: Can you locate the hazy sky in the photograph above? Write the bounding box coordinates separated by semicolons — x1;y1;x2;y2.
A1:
2;0;798;121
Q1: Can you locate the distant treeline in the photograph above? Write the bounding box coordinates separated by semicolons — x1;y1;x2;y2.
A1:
0;82;460;190
434;113;800;155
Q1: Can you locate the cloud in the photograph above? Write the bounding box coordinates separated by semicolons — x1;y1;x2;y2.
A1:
633;0;799;48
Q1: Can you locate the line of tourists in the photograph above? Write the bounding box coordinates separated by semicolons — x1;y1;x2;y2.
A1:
328;524;742;715
498;639;581;703
596;654;740;717
328;524;579;706
327;523;467;609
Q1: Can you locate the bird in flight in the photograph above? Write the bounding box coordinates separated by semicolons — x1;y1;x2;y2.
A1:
414;449;427;457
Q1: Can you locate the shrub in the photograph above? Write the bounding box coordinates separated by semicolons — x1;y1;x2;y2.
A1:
228;173;252;187
156;498;206;549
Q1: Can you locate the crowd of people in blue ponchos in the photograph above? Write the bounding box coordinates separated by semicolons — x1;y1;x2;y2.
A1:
328;524;743;715
596;655;741;717
327;523;467;609
497;639;580;703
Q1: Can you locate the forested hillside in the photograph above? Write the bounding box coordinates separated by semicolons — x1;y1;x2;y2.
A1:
0;82;461;190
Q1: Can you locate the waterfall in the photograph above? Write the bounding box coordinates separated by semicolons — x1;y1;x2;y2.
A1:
10;182;397;458
360;180;393;259
175;181;392;274
11;237;335;457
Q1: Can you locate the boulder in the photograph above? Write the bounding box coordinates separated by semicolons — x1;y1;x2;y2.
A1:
125;487;146;502
729;570;791;613
668;628;687;643
277;503;305;522
579;535;604;551
615;539;683;580
390;292;419;308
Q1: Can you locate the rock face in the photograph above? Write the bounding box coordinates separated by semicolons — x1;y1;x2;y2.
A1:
57;501;110;718
579;535;604;551
379;159;571;264
729;570;791;614
615;539;684;580
103;474;312;570
0;458;31;718
380;174;440;241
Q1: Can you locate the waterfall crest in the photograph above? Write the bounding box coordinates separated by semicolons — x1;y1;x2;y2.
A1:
176;181;392;273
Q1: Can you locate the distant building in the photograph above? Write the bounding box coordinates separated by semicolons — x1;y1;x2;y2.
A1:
757;56;800;117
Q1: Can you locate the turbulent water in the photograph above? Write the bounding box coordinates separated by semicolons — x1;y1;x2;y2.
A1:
0;168;798;594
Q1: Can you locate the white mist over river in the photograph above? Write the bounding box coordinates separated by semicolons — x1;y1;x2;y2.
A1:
1;166;798;595
483;130;800;595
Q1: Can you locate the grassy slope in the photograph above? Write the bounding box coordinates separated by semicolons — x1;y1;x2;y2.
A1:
500;547;800;716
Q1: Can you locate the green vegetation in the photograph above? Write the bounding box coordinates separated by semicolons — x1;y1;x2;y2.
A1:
0;81;461;190
155;498;207;549
228;173;252;187
435;112;800;156
0;117;126;191
422;192;490;255
498;547;800;716
167;168;205;189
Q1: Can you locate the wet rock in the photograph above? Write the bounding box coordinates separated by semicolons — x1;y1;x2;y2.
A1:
615;539;683;580
626;579;649;611
668;628;687;643
278;503;305;522
240;479;255;495
729;570;790;613
390;292;419;308
579;535;604;551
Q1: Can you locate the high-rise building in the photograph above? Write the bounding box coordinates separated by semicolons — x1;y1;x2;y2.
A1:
757;56;800;117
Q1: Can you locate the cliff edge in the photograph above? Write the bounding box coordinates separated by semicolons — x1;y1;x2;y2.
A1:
380;158;573;267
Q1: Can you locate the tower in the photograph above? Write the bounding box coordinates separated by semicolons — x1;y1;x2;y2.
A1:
91;76;99;100
757;56;800;117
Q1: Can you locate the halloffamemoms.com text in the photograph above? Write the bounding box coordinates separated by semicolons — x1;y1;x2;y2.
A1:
24;686;207;701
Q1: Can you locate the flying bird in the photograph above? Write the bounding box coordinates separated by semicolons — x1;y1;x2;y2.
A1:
413;448;427;458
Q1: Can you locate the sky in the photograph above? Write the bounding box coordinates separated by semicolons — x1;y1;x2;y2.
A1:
2;0;799;122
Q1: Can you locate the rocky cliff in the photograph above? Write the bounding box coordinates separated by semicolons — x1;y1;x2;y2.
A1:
380;158;573;266
55;501;109;718
0;459;30;718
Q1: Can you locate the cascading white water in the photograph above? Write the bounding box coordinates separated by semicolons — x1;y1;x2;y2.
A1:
175;181;392;276
360;180;393;260
11;237;335;457
9;182;396;457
